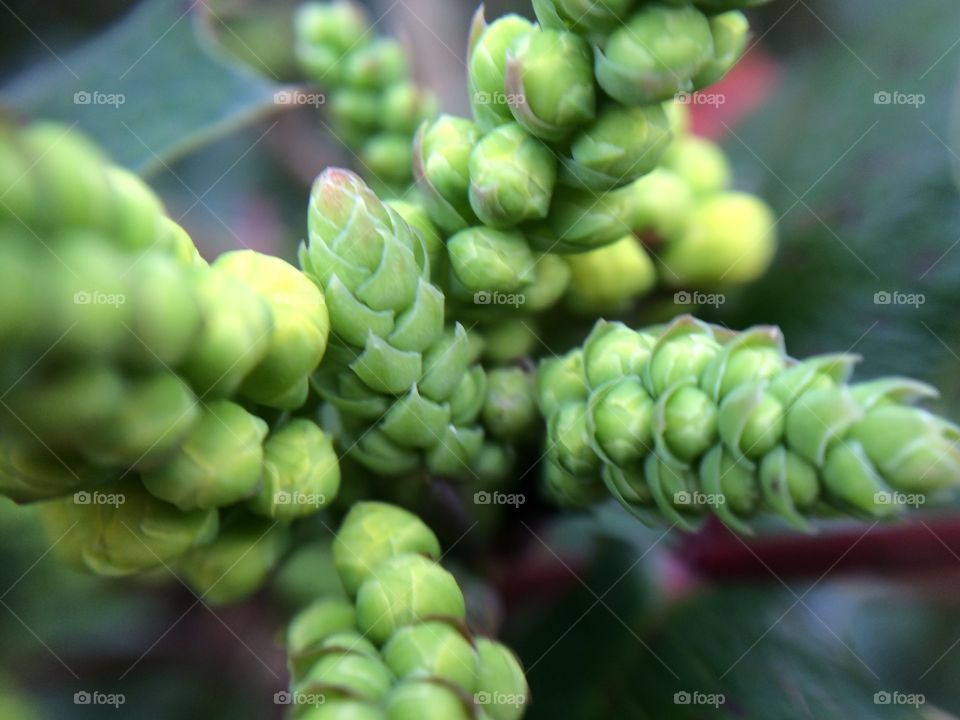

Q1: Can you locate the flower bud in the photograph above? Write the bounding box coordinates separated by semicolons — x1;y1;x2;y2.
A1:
469;123;557;228
694;11;749;89
448;227;536;293
215;250;329;409
425;425;485;478
644;318;721;397
661;136;732;196
333;502;442;597
40;485;218;576
537;350;588;417
561;104;672;190
383;621;478;691
479;318;539;364
718;383;786;460
287;599;358;679
658;192;777;287
504;29;595;141
342;38;408;90
301;700;384;719
588;377;654;466
449;367;488;426
656;383;718;463
523;253;571;313
595;5;714;105
565;236;656;314
549;401;600;476
380;387;453;449
382;82;439;135
532;0;636;38
468;13;535;132
362;133;417;187
483;368;538;440
141;401;268;511
355;554;466;644
0;440;109;503
295;1;370;85
474;638;529;720
582;321;656;388
299;652;394;701
699;445;759;533
179;267;274;398
385;200;445;281
543;458;606;508
758;446;820;530
386;681;471;720
414;115;482;234
249;419;340;520
330;88;382;136
103;165;166;251
178;515;289;605
700;326;787;400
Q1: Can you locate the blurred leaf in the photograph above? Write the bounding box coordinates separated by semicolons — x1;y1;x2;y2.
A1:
0;0;282;174
722;0;960;409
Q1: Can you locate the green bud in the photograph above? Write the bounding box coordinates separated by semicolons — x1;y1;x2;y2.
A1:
0;440;110;503
156;217;204;267
700;326;786;400
587;377;654;466
479;319;539;364
295;1;370;85
699;445;759;533
178;515;289;605
758;447;820;530
644;318;721;396
287;599;358;679
362;133;416;187
355;554;466;644
468;13;535;132
103;165;166;251
385;681;471;720
504;29;595;141
180;267;274;398
694;11;749;89
141;401;268;511
595;5;714;105
249;419;340;520
343;38;408;90
385;200;445;282
448;227;536;293
333;502;442;598
299;700;384;720
380;387;453;449
474;638;529;720
382;83;439;135
532;0;636;38
299;652;394;701
40;484;218;576
549;401;600;476
469;123;557;228
215;250;329;409
330;88;382;135
565;236;656;314
718;384;785;460
523;253;571;313
582;321;656;388
561;104;672;190
425;425;485;478
543;458;606;508
659;192;777;287
83;372;199;469
537;350;588;417
822;441;897;517
661;135;732;195
382;621;478;691
483;368;538;440
420;324;474;401
656;383;718;463
449;367;488;426
414;115;482;234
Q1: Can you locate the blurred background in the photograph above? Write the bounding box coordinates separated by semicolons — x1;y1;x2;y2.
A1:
2;0;960;717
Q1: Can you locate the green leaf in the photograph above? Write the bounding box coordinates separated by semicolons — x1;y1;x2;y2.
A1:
0;0;282;174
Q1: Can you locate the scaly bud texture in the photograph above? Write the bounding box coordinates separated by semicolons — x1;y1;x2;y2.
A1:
303;169;519;481
538;316;960;534
284;503;529;719
295;1;438;194
0;122;338;596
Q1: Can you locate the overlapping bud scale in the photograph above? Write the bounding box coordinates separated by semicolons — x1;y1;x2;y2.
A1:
539;317;960;533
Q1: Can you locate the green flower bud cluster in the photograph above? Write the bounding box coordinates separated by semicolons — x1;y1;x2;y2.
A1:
538;316;960;533
560;103;778;312
303;169;529;481
0;123;339;593
284;502;529;719
295;1;438;193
